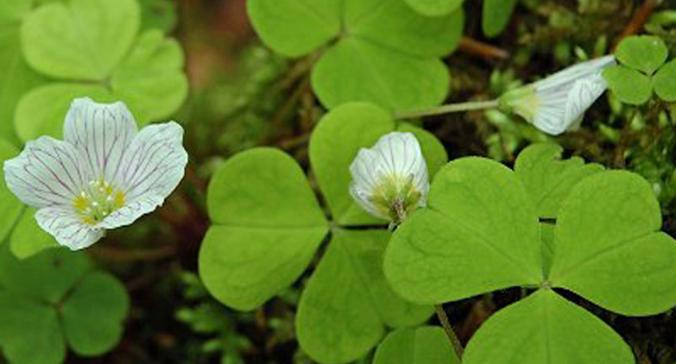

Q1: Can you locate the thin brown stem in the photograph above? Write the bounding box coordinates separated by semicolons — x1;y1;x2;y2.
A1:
435;304;464;359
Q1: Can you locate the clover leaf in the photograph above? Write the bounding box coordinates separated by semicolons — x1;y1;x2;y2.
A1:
0;247;129;364
404;0;463;17
247;0;463;111
615;35;668;75
373;326;460;364
9;207;59;259
462;289;634;364
309;102;447;226
200;102;445;363
383;145;676;363
199;148;329;311
482;0;518;37
0;140;22;243
603;65;653;105
653;59;676;102
514;143;603;219
13;0;188;142
297;230;432;364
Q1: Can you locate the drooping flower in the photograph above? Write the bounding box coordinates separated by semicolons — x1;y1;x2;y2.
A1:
349;132;429;224
3;98;188;250
499;55;616;135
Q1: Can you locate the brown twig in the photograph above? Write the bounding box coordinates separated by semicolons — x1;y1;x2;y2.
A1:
614;0;657;48
458;36;510;61
435;304;465;359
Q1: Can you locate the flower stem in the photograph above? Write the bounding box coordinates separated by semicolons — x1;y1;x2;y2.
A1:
394;99;499;120
435;304;464;359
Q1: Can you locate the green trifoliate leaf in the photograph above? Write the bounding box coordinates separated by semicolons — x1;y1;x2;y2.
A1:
463;289;634;364
403;0;463;17
111;30;188;124
653;59;676;102
0;24;46;142
15;83;112;141
549;171;676;316
9;208;58;259
603;65;653;105
21;0;140;80
311;38;450;111
199;148;328;311
139;0;177;33
246;0;341;57
482;0;518;37
514;143;603;219
309;102;447;226
615;35;668;75
0;140;22;243
62;272;129;356
373;326;460;364
384;157;543;304
296;230;432;364
0;293;65;364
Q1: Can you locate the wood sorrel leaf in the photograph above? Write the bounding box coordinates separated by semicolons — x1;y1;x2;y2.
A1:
514;143;603;219
653;59;676;102
384;157;543;304
603;65;653;105
0;140;22;244
21;0;140;80
482;0;518;37
463;289;634;364
296;229;432;364
199;148;328;311
309;102;447;226
373;326;460;364
403;0;463;17
615;35;668;75
549;171;676;316
9;208;59;259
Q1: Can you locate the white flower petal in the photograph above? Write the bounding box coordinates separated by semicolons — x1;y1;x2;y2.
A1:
4;137;91;208
35;207;104;250
63;98;138;183
533;55;616;92
98;194;164;230
116;121;188;202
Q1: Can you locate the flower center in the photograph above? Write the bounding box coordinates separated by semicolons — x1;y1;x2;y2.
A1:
73;179;126;225
370;174;422;223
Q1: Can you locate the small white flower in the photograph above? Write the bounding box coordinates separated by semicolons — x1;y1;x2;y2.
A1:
499;55;616;135
3;98;188;250
349;132;429;223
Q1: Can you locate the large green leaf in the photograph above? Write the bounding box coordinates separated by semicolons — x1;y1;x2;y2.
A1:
549;171;676;316
15;83;112;141
463;289;634;364
603;65;653;105
21;0;140;80
247;0;341;57
199;148;328;311
110;30;188;124
312;38;450;111
0;24;45;142
309;102;447;226
514;143;603;219
403;0;463;17
653;59;676;102
9;208;59;259
62;272;130;356
296;229;432;364
0;293;65;364
373;326;460;364
384;157;543;304
0;140;22;243
0;0;33;23
615;35;668;75
482;0;517;37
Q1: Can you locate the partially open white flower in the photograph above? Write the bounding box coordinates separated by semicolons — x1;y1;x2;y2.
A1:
3;98;188;250
349;132;429;224
499;55;616;135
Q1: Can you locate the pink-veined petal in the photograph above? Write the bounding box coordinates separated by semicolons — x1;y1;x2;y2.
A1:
98;194;164;230
35;207;104;250
116;121;187;202
63;98;138;183
4;137;91;208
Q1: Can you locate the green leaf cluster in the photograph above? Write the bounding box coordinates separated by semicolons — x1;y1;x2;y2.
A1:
384;143;676;363
481;0;518;37
373;326;460;364
0;247;129;364
199;102;448;363
604;35;675;104
0;0;188;143
246;0;464;112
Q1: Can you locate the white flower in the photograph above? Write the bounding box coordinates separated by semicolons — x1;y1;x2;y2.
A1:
3;98;188;250
499;55;616;135
349;132;429;223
